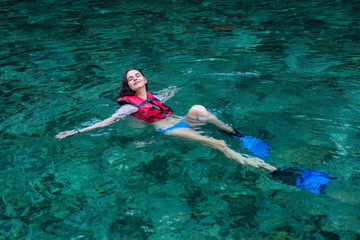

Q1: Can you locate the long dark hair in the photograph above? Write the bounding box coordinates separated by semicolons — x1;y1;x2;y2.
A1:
119;68;149;98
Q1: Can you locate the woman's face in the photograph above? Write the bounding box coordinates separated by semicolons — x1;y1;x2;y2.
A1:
126;69;147;92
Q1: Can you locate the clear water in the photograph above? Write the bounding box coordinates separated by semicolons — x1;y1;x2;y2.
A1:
1;0;360;239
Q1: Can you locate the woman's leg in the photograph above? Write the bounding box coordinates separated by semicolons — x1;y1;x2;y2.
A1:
165;127;276;172
186;105;234;133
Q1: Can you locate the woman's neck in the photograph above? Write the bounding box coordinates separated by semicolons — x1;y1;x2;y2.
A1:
135;88;147;100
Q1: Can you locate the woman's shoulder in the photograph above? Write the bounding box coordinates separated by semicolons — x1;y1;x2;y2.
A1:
112;104;138;119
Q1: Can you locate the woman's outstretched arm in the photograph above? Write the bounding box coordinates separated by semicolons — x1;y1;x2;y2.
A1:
154;86;179;103
55;116;119;139
56;104;138;139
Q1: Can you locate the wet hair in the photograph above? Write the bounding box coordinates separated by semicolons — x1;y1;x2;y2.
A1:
119;68;149;98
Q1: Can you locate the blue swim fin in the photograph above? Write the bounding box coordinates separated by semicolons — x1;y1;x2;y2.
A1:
226;130;272;159
270;168;335;194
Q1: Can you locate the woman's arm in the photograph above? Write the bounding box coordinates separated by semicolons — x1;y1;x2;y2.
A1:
56;104;138;139
55;116;119;139
155;86;179;103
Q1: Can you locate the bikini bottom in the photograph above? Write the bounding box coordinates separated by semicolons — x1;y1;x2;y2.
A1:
158;119;191;133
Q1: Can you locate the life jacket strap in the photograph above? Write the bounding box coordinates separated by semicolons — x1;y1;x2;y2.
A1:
137;98;157;109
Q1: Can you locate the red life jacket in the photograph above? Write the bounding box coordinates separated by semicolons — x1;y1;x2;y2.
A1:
117;92;173;123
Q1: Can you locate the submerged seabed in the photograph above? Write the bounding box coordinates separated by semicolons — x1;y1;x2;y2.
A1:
1;0;360;239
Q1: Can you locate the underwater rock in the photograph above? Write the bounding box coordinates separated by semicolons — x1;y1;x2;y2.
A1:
214;22;236;32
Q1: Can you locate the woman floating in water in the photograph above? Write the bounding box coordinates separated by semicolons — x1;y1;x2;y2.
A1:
56;68;276;172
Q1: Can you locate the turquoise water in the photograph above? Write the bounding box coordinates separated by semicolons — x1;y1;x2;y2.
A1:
1;0;360;239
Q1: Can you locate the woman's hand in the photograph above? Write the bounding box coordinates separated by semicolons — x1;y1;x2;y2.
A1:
55;130;79;139
55;117;118;139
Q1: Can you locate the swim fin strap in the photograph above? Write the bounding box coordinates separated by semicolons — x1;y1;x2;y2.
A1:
270;168;335;194
228;130;272;160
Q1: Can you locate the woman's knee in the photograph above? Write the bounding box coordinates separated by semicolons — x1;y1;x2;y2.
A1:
188;105;209;116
